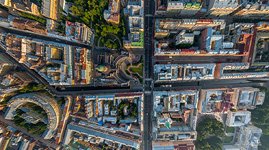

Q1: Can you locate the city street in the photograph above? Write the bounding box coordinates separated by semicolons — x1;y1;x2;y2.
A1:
0;26;91;49
154;79;269;91
154;13;269;23
143;0;155;149
155;55;243;64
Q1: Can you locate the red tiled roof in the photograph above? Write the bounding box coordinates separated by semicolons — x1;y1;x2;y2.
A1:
174;143;195;150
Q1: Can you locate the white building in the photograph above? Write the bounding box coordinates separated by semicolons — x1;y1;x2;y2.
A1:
176;30;194;45
123;0;144;49
237;125;262;150
167;0;184;11
226;111;251;127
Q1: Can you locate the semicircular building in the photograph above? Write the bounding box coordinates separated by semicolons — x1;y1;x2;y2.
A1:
5;92;60;139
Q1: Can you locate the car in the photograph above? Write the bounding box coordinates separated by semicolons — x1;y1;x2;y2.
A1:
161;84;172;87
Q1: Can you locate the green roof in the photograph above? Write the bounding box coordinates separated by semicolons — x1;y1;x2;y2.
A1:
184;2;201;9
192;2;201;9
185;3;192;8
96;65;108;72
165;121;171;129
131;31;144;47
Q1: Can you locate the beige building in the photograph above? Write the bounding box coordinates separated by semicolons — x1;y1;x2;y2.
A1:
42;0;58;29
207;0;240;16
103;0;120;24
1;0;41;16
235;3;269;17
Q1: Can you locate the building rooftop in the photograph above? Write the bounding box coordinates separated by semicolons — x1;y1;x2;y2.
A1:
237;125;262;150
226;111;251;127
153;91;198;141
4;93;60;139
64;123;140;149
154;64;216;81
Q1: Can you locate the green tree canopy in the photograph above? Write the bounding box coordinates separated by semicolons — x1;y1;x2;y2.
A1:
196;116;224;141
196;116;224;150
68;0;126;47
251;88;269;149
196;136;223;150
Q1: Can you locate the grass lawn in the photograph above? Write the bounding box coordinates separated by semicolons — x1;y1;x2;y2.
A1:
226;127;235;133
129;63;143;77
68;140;90;150
223;136;233;144
19;11;46;25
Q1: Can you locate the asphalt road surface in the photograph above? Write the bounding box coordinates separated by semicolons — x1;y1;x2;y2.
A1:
155;13;269;23
155;55;243;64
154;79;269;91
143;92;153;150
143;0;155;149
0;26;91;49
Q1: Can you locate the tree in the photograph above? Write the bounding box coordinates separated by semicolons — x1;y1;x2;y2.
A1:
68;0;124;47
251;88;269;135
207;136;223;150
196;117;224;141
130;103;138;118
196;136;222;150
251;88;269;149
18;82;45;93
118;101;138;119
196;116;224;150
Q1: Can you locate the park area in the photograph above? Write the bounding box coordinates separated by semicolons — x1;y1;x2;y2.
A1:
67;0;127;48
127;63;143;83
195;116;224;150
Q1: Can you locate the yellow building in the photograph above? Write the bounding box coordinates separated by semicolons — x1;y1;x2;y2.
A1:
42;0;58;20
1;0;41;16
